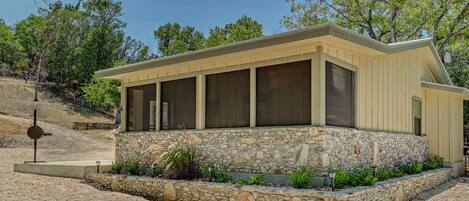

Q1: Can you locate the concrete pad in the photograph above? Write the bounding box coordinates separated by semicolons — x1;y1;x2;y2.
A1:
13;160;113;179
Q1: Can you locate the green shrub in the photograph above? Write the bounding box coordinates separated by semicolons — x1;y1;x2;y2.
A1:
397;163;411;176
350;167;377;187
410;161;424;174
110;162;123;174
127;161;140;175
291;167;314;189
426;156;443;170
161;142;199;179
201;162;231;183
237;174;267;186
376;166;394;181
329;167;350;188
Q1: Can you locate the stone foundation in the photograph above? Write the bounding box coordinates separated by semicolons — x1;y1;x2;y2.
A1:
116;126;428;174
86;168;452;201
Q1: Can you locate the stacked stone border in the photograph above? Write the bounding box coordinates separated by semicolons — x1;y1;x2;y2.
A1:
86;168;452;201
116;126;428;174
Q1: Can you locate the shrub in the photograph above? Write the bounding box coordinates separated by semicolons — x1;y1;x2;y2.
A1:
161;142;199;179
127;161;140;175
201;162;231;183
396;163;411;176
110;162;123;174
426;156;443;170
410;161;424;174
237;174;267;186
350;167;377;187
376;166;394;181
291;167;314;189
329;166;350;188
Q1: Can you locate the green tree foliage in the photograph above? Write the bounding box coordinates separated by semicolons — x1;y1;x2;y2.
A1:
14;15;45;78
206;15;263;47
154;23;205;57
81;76;120;108
282;0;469;123
0;19;25;71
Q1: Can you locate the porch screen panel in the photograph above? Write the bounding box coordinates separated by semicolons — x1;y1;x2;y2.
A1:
256;60;311;126
126;84;156;131
206;69;250;128
160;77;196;130
326;61;354;127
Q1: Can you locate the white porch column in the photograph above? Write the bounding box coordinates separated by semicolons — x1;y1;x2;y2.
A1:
196;74;206;129
156;81;161;131
312;45;326;125
120;84;127;132
250;67;256;127
319;46;326;126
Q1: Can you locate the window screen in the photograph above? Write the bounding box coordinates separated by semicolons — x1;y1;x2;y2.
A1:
256;60;311;126
413;97;422;135
127;84;156;131
160;77;196;130
326;62;355;127
206;70;250;128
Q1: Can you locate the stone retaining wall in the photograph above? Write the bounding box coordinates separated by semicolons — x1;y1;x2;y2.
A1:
86;168;452;201
72;122;114;130
116;126;428;174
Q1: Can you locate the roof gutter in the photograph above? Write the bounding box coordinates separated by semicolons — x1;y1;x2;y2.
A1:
421;81;469;100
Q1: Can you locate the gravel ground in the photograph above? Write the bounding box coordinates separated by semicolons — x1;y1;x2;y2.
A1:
412;177;469;201
0;115;147;201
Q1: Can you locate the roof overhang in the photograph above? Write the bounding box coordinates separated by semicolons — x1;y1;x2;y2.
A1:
421;81;469;100
96;23;451;85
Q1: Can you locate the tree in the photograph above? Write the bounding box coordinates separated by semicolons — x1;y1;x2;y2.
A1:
81;76;120;108
206;15;263;47
154;23;205;57
118;36;154;63
0;19;25;72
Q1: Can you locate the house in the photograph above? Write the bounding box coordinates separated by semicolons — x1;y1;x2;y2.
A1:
96;24;469;175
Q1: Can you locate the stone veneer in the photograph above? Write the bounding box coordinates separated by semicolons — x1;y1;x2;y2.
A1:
116;126;428;174
86;168;452;201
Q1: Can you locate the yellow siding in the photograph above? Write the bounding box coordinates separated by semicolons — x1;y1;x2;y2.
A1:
424;88;464;163
323;45;422;133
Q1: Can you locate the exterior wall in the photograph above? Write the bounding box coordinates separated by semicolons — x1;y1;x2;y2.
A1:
86;168;452;201
323;44;424;133
115;127;428;174
423;88;464;163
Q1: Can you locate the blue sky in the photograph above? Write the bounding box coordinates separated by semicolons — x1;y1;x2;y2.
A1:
0;0;291;53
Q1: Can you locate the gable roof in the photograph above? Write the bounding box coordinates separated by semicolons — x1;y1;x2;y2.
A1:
96;23;452;85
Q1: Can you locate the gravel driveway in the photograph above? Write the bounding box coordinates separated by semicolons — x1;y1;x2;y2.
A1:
0;115;147;201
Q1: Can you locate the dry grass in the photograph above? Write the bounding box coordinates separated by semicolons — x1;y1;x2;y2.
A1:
0;78;112;128
0;118;26;139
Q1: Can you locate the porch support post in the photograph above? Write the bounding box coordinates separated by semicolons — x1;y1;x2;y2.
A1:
196;74;206;129
156;81;161;131
319;45;326;126
250;67;256;127
120;83;127;132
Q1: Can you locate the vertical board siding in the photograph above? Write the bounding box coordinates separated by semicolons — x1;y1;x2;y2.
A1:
324;45;422;133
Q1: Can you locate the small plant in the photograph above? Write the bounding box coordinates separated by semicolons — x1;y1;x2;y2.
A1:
396;163;411;176
237;174;267;186
410;161;424;174
350;167;377;187
363;174;378;186
291;167;314;189
200;162;231;183
426;156;443;170
161;142;199;179
109;162;123;174
376;166;394;181
127;161;140;175
328;166;350;188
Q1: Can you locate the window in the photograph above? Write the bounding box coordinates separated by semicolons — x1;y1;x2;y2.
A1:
413;97;422;135
160;77;196;130
256;60;311;126
126;84;156;131
206;70;250;128
326;61;355;127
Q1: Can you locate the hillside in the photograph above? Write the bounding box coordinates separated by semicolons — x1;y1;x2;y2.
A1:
0;78;112;129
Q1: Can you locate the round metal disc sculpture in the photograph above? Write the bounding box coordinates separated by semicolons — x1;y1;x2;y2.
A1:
27;126;43;140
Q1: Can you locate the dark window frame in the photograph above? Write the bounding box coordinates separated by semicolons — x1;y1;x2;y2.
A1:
412;96;422;135
325;61;356;128
126;83;157;132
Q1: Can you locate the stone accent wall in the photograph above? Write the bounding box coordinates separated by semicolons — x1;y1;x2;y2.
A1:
86;168;452;201
116;126;428;174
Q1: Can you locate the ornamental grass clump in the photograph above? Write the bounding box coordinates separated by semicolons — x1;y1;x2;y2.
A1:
425;155;443;170
161;142;199;179
109;162;123;174
290;167;314;189
376;166;394;181
237;174;267;186
329;166;350;188
127;161;140;175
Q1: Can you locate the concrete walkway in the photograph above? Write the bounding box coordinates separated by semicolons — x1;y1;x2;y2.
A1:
14;160;113;179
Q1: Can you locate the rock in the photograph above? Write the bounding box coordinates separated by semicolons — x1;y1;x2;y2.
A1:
241;138;256;145
236;192;255;201
256;151;264;159
296;144;309;167
164;182;177;200
185;134;202;145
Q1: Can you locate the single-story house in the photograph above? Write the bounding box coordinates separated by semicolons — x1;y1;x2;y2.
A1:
96;24;469;175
